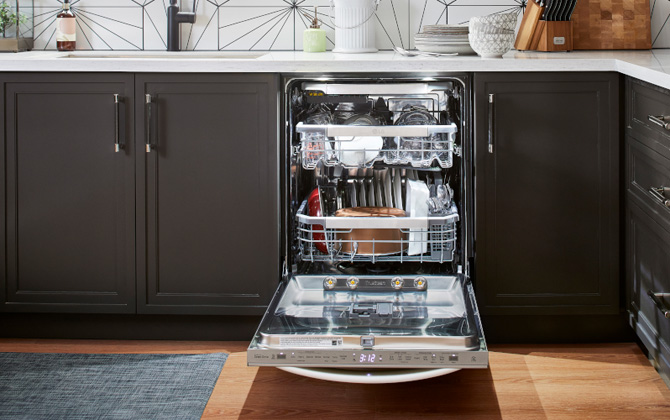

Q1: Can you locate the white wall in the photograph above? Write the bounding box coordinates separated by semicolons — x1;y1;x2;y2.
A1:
27;0;670;50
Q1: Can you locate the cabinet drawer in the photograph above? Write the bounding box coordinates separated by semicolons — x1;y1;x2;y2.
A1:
627;137;670;231
627;201;670;379
627;78;670;160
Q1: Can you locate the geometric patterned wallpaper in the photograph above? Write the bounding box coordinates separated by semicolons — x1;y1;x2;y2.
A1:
27;0;670;51
30;0;527;50
651;0;670;48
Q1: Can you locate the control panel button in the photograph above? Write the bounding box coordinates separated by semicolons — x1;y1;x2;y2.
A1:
347;276;360;290
414;277;427;290
391;277;403;290
323;276;337;290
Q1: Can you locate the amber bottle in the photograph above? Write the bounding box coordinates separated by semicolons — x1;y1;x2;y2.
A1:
56;0;76;51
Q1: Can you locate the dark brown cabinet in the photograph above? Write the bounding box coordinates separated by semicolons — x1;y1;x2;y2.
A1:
135;74;279;315
626;77;670;381
0;74;136;313
0;73;280;316
474;73;621;316
0;70;630;336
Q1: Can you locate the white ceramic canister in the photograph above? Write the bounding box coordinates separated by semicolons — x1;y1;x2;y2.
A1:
330;0;379;53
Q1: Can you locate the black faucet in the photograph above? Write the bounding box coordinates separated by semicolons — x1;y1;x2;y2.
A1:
167;0;196;51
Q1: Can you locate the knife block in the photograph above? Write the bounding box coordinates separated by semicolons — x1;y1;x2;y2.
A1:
530;21;573;52
514;0;573;52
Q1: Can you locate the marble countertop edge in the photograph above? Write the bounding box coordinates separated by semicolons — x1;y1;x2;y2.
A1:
1;50;670;88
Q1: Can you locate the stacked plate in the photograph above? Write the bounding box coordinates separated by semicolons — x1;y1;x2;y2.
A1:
414;25;475;55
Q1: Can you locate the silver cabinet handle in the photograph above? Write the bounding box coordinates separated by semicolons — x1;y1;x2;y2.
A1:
114;94;124;152
145;94;154;153
649;186;670;208
648;115;670;130
488;94;494;154
648;290;670;319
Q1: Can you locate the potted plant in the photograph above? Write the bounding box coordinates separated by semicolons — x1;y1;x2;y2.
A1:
0;0;32;52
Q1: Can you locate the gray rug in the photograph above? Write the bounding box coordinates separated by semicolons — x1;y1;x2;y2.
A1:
0;352;228;420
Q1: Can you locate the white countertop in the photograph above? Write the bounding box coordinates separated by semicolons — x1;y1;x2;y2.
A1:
3;49;670;90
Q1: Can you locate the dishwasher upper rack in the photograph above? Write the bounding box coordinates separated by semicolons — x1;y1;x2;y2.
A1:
297;123;457;169
295;200;459;264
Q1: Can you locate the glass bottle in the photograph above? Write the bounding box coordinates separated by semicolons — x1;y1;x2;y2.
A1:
303;7;326;53
56;0;76;51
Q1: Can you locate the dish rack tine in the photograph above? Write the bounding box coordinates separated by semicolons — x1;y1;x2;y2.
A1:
328;241;335;263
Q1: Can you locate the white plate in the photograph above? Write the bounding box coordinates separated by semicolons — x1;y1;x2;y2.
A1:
393;168;403;210
367;177;375;206
423;24;468;31
384;169;393;209
374;171;383;207
422;28;469;33
416;32;469;37
414;39;470;44
414;37;470;43
416;43;476;55
278;367;460;384
415;34;469;39
415;37;469;43
358;178;367;207
415;40;471;45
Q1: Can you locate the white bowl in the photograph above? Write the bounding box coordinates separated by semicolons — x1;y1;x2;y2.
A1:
335;135;383;166
469;12;517;31
468;31;515;58
469;20;515;35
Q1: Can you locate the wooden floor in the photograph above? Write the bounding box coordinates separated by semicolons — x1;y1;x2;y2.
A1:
1;340;670;419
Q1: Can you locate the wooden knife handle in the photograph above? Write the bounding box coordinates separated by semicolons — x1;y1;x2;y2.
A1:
515;0;545;50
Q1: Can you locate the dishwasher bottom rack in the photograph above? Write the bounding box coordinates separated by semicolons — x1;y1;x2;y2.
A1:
296;201;459;263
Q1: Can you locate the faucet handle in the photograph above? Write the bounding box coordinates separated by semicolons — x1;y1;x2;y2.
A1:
176;11;196;23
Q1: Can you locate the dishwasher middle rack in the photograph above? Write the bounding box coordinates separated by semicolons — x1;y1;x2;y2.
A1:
297;123;458;169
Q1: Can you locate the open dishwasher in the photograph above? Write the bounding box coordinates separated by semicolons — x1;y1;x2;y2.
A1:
247;76;487;384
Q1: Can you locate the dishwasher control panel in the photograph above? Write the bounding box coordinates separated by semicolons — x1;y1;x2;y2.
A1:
248;349;488;369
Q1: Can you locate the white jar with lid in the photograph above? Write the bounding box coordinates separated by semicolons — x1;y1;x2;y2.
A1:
330;0;379;53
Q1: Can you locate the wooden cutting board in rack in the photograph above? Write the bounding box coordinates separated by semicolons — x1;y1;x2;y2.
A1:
571;0;651;50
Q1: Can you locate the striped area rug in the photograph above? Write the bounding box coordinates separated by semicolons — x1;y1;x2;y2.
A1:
0;352;228;420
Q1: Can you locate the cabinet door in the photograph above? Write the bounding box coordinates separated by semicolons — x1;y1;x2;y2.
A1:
136;74;279;315
1;74;135;313
474;73;620;315
627;198;670;381
625;77;670;380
